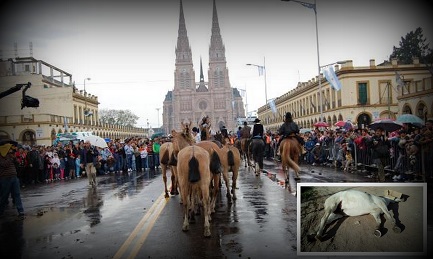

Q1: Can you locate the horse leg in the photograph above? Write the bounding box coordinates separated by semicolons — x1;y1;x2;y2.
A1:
376;200;401;234
181;189;190;231
231;168;238;200
201;183;211;237
162;165;169;198
222;169;232;203
316;200;340;240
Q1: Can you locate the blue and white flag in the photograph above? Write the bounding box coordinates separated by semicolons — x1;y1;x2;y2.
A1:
395;71;405;88
268;99;277;114
323;66;342;91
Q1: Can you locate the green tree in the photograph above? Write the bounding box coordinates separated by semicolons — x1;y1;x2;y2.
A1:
99;109;139;127
390;27;433;75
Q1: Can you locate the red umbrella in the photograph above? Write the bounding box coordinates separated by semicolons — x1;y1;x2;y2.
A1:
334;121;346;127
314;121;329;128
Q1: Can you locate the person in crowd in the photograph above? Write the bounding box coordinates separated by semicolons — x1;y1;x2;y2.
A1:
192;127;201;143
75;154;81;178
124;139;134;172
367;127;390;182
311;142;326;166
153;138;161;170
27;145;42;184
139;144;148;171
80;141;99;187
0;139;25;220
15;146;27;187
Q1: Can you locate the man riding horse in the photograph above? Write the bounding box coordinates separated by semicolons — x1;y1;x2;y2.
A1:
250;118;265;174
276;112;305;160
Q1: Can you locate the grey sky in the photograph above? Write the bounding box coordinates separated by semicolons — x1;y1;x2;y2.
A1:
1;0;431;128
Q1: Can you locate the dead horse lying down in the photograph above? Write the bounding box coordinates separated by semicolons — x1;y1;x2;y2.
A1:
315;189;402;241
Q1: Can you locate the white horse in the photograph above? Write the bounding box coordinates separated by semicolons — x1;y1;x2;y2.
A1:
315;189;402;241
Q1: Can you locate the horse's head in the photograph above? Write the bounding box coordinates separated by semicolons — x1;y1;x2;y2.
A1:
171;129;194;156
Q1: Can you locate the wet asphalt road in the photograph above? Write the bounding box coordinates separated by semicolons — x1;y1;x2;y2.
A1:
0;159;431;258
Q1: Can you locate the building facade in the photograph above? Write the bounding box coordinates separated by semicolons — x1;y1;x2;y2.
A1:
162;0;245;134
0;57;147;146
258;58;432;131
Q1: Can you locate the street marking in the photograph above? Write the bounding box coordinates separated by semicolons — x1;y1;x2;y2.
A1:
113;190;169;259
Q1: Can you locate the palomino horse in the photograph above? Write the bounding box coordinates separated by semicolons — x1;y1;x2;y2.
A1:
220;136;241;202
249;137;265;176
176;145;212;237
159;142;178;198
171;129;222;213
280;137;301;193
314;189;402;241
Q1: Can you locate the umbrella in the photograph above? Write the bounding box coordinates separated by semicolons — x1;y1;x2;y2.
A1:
299;128;312;134
83;135;108;148
313;121;329;128
151;132;165;140
368;119;403;132
396;114;425;126
334;121;346;127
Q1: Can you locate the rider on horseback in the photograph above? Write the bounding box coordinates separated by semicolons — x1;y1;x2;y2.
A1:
276;112;305;161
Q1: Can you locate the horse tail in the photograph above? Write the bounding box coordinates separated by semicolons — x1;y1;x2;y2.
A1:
188;156;200;183
169;153;177;166
209;151;222;174
286;154;301;172
227;149;235;166
160;150;169;165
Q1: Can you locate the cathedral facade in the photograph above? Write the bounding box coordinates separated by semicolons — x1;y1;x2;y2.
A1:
162;0;245;135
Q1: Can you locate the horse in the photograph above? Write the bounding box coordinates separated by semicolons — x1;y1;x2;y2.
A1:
199;116;212;141
314;189;402;241
171;129;223;213
159;141;178;198
220;137;241;203
176;145;212;237
249;137;265;176
239;138;251;168
280;137;301;193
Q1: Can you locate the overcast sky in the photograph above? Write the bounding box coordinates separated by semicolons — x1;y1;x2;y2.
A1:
1;0;431;128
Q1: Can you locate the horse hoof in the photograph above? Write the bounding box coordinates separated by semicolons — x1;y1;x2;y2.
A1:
294;177;300;181
165;193;169;198
182;225;189;232
393;226;402;233
204;228;211;237
374;229;382;237
307;234;317;242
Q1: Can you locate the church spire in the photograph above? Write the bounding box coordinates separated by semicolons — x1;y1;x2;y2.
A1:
200;56;204;82
209;0;226;62
176;0;192;64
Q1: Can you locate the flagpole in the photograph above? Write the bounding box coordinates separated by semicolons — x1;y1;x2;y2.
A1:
264;56;268;104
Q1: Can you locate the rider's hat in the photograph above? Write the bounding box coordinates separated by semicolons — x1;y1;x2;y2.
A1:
285;112;292;120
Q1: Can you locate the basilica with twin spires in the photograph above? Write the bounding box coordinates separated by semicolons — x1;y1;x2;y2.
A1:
162;0;245;134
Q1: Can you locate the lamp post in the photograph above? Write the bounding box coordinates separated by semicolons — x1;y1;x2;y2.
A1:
156;108;160;129
83;77;91;124
246;56;268;105
281;0;323;121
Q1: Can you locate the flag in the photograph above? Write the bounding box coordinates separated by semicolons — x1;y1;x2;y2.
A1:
269;99;277;114
258;66;265;76
395;71;405;88
323;66;342;91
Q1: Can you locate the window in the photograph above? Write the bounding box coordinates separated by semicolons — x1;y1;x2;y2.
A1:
358;82;368;105
379;82;391;104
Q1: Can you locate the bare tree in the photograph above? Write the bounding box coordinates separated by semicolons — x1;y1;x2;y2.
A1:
99;109;139;127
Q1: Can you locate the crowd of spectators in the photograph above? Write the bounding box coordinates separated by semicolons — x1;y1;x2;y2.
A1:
14;136;168;188
264;119;433;182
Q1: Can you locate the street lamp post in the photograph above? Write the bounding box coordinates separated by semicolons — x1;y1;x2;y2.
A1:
281;0;323;121
156;108;160;129
83;77;91;124
246;56;268;105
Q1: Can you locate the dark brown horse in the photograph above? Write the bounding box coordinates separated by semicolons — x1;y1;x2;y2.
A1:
239;138;251;168
280;137;301;194
159;142;178;198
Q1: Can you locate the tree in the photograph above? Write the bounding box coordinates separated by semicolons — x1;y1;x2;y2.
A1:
390;27;433;75
99;109;139;127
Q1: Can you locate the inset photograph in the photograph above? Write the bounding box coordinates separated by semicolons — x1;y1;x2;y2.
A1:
298;183;426;256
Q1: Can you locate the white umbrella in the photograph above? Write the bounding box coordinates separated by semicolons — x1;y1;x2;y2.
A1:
83;135;108;148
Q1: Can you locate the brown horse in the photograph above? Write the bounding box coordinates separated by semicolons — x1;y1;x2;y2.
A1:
159;142;178;198
280;137;301;194
177;145;212;237
239;138;251;168
220;137;241;202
